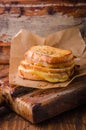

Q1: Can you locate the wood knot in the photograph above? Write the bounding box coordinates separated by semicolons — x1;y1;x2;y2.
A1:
11;2;19;5
19;7;25;17
32;103;41;111
48;7;56;15
4;6;11;12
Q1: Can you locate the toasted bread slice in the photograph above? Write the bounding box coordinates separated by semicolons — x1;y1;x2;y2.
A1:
23;57;74;68
21;60;74;73
25;45;73;64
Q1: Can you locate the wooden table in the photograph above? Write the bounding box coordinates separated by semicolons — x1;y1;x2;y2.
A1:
0;104;86;130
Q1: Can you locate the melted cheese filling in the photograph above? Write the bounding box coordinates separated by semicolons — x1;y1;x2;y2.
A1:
18;66;70;83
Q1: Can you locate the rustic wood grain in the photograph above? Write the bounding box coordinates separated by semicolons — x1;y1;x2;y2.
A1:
0;65;9;105
0;93;3;106
0;0;86;17
0;0;86;44
0;0;86;62
0;0;86;5
0;5;86;17
5;75;86;123
0;34;10;64
0;105;86;130
0;17;85;65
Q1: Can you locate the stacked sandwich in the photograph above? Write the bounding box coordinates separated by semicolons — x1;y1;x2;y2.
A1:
18;45;75;83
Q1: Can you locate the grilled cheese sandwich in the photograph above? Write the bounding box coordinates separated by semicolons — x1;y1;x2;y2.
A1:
18;45;75;83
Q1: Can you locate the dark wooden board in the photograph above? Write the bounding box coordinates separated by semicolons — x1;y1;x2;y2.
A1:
0;104;86;130
0;66;86;123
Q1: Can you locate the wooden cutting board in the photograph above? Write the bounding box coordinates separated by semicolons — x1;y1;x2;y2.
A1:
0;65;86;123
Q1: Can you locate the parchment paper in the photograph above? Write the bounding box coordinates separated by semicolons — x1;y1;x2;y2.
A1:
9;27;86;89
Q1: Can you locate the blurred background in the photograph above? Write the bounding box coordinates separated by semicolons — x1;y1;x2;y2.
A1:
0;0;86;65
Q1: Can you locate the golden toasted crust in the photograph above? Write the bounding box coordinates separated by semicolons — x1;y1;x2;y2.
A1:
25;45;73;64
23;57;74;68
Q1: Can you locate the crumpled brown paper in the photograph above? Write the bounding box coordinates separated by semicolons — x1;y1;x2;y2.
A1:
9;27;86;89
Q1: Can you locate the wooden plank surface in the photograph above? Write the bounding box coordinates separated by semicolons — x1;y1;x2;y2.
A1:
0;0;86;45
0;0;86;17
0;4;86;17
0;105;86;130
0;15;86;65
